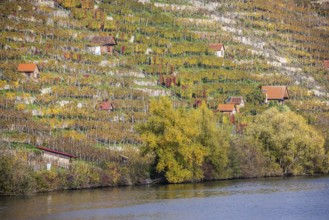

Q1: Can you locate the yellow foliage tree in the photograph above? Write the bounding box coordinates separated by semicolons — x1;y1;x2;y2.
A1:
138;97;207;183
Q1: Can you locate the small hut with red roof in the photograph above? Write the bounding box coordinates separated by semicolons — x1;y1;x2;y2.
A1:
209;43;225;58
18;63;40;79
218;104;237;115
36;146;77;169
261;86;289;105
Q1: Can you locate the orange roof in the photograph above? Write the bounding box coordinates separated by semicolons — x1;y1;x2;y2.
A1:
218;104;236;112
17;63;38;72
261;86;289;100
323;60;329;69
209;43;224;51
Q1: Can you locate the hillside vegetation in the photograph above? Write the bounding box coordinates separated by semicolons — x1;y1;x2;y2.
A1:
0;0;329;193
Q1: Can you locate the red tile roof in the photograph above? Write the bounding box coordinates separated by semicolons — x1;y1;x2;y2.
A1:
227;96;244;105
209;43;225;51
261;86;289;100
99;101;113;111
17;63;38;72
323;60;329;69
91;36;117;45
36;146;77;158
218;104;236;112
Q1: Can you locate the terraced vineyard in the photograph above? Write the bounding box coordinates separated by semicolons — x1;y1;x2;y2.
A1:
0;0;329;191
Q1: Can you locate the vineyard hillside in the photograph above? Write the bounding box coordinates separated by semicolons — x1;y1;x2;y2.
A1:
0;0;329;191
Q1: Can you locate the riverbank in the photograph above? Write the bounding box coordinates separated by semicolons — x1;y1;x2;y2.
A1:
1;144;328;196
0;148;326;196
0;149;152;195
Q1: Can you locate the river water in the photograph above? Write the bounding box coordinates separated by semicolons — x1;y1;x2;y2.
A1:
1;176;329;220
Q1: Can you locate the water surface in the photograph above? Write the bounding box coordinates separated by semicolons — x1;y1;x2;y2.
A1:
1;176;329;220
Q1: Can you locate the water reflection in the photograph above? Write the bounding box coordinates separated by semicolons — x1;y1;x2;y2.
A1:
47;195;52;214
1;176;329;220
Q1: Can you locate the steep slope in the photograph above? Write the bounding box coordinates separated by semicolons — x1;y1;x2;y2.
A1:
0;0;328;170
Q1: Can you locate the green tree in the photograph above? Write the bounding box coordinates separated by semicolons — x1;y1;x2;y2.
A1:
243;86;266;115
194;102;230;179
0;153;36;194
228;136;282;178
246;107;328;175
246;86;265;105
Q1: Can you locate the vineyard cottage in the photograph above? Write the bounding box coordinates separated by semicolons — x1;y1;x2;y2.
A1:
86;36;117;55
261;86;289;105
18;63;40;79
36;146;77;169
99;100;114;111
218;103;237;115
227;96;245;111
209;43;225;58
